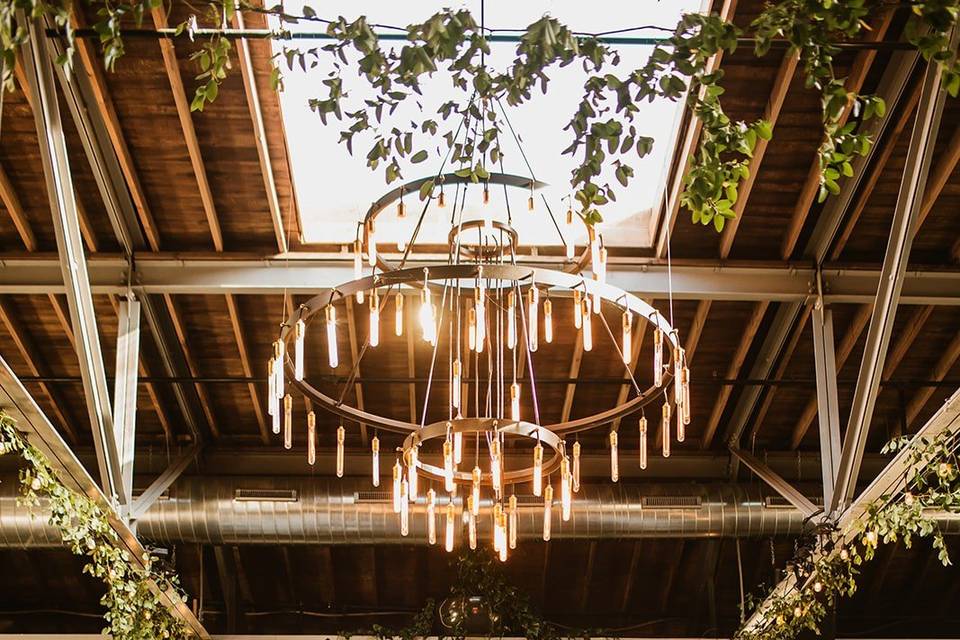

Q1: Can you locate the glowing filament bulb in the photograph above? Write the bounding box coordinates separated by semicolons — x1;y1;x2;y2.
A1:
492;503;502;553
366;220;377;267
681;366;691;427
453;431;462;464
533;442;543;497
560;456;571;521
407;446;418;499
662;402;672;458
294;319;305;381
467;304;477;351
593;247;607;313
653;327;663;387
528;192;535;211
395;293;404;337
573;290;582;329
443;436;455;493
475;282;486;352
590;233;601;274
508;494;518;549
510;383;520;422
582;300;593;352
528;288;539;352
483;184;490;205
419;288;436;344
621;311;632;364
639;416;648;470
283;394;293;450
397;196;406;218
438;189;446;208
507;291;516;349
572;441;581;492
609;429;619;482
427;489;437;545
497;511;508;561
490;438;502;497
471;466;481;516
445;503;455;552
400;479;409;536
566;234;575;260
369;289;380;348
468;498;477;550
353;240;364;304
307;411;316;466
325;306;339;368
543;483;553;541
452;359;462;410
336;425;345;477
267;356;276;413
674;347;685;405
392;459;402;513
371;435;380;487
274;340;285;400
544;299;554;343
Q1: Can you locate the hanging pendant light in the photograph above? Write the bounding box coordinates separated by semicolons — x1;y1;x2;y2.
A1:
528;287;539;352
326;305;339;368
294;319;305;381
283;394;293;450
542;483;553;541
336;425;345;477
371;435;380;487
662;402;671;458
533;441;543;496
445;502;456;552
369;289;380;347
307;410;316;466
639;416;648;470
572;440;581;492
395;292;404;337
427;488;437;545
544;298;553;343
609;429;619;482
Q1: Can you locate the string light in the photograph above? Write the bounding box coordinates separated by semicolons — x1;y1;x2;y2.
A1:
395;292;404;337
609;429;619;482
353;239;364;304
283;394;293;450
508;494;518;550
653;325;663;387
369;289;380;348
294;319;305;381
542;483;553;541
639;416;648;470
366;220;377;267
336;425;345;477
544;298;553;343
445;502;455;552
507;291;516;350
307;410;316;466
528;288;539;352
326;306;338;368
572;441;581;492
427;489;437;545
371;435;380;487
533;441;543;496
392;458;402;513
662;401;671;458
582;299;593;352
621;311;632;364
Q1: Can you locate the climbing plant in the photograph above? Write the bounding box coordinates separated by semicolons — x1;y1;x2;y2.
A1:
0;413;190;640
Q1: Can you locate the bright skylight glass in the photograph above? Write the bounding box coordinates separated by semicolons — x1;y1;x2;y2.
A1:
270;1;703;249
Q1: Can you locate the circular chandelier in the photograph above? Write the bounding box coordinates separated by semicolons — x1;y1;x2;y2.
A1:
266;171;691;561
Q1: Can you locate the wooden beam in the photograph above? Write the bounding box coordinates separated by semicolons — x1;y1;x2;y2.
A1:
344;296;369;443
579;540;597;612
560;331;585;422
916;124;960;232
780;10;895;260
659;539;685;613
789;303;872;449
213;546;239;634
225;294;270;444
0;163;38;250
905;327;960;427
317;546;336;604
620;541;643;613
150;6;223;252
883;305;933;381
232;546;254;606
701;302;769;449
162;293;220;438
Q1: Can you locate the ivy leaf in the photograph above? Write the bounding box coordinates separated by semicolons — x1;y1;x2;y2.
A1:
411;150;429;163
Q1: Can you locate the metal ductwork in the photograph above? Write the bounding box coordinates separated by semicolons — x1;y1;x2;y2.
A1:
1;477;956;547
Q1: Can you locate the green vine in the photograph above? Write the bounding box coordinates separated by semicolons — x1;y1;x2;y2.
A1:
0;414;190;640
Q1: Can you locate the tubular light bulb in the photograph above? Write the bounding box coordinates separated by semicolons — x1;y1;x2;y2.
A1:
467;304;477;351
544;299;554;343
490;438;502;497
572;441;581;492
471;466;481;516
609;430;619;482
528;192;535;211
590;233;601;274
483;184;490;205
452;359;462;410
408;446;419;499
528;288;539;352
438;188;446;208
510;383;520;422
492;503;503;553
677;398;685;444
307;411;316;466
419;289;435;344
395;292;404;337
475;285;486;353
674;347;685;405
582;300;593;352
453;431;463;465
533;442;543;496
267;356;276;415
427;489;437;545
498;511;508;561
653;327;663;387
639;416;648;470
560;456;571;521
353;240;364;304
371;435;380;487
270;379;280;434
566;236;575;260
366;221;377;267
400;479;409;536
543;484;553;541
274;341;285;400
662;402;672;458
508;495;518;549
336;425;345;477
283;394;293;450
397;237;406;252
443;437;455;493
573;290;582;329
468;498;477;550
507;291;516;350
397;197;406;218
369;290;380;348
294;319;305;381
593;247;606;313
681;366;691;426
326;306;339;368
622;311;632;364
392;459;402;513
445;503;455;552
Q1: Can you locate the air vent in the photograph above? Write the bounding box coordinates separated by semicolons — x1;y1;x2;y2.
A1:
642;495;702;509
234;489;298;502
764;496;823;509
355;491;393;503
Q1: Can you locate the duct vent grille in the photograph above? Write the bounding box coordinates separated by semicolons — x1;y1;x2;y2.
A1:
356;491;393;503
234;489;298;502
642;495;702;509
764;496;823;509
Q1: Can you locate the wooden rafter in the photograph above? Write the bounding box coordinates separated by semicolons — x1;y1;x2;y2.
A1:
0;163;37;250
916;124;960;232
905;327;960;427
225;294;270;444
620;541;643;613
560;331;585;423
162;294;220;438
579;540;597;612
344;296;369;443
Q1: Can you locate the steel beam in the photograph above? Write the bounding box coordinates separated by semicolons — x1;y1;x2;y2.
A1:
729;447;819;518
113;298;141;507
20;15;124;501
832;54;949;513
130;443;201;520
811;305;841;507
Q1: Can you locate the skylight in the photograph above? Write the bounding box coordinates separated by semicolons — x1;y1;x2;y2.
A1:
270;1;702;250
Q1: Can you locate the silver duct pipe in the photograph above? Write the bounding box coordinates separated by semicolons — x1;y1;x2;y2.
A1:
2;477;956;547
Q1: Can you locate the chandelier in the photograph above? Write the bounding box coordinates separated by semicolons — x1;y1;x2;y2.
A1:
267;171;690;561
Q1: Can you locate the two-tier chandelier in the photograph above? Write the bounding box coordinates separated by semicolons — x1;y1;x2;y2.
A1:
266;169;690;561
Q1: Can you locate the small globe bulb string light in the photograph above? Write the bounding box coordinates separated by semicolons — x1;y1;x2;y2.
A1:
427;488;437;545
542;482;553;541
366;219;377;267
582;298;593;352
395;292;404;337
532;439;544;497
609;429;619;482
471;466;482;516
638;415;648;470
662;400;672;458
307;410;317;466
336;425;345;477
325;305;339;368
527;287;539;353
294;318;306;381
508;494;518;550
369;288;380;348
371;434;380;487
400;478;410;536
445;501;456;552
506;290;517;350
543;297;554;344
283;394;293;450
392;457;403;513
353;239;365;304
621;309;633;365
572;440;581;492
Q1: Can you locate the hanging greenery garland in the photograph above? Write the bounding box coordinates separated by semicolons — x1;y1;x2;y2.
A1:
0;413;190;640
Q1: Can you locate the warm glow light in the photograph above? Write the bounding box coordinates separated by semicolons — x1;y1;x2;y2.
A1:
453;431;463;465
497;510;508;562
471;466;481;516
510;382;521;422
572;441;581;492
621;311;632;364
336;425;345;477
560;456;571;521
544;299;553;343
366;220;377;267
420;288;436;344
507;291;516;350
639;416;648;470
307;411;316;466
268;358;279;433
543;483;553;541
407;446;419;499
662;402;672;458
392;458;402;513
452;359;462;410
468;498;477;550
533;442;544;496
427;488;437;545
371;435;380;487
609;429;619;482
682;366;691;427
326;305;339;368
395;292;404;337
573;290;582;329
274;341;285;401
445;503;456;552
443;435;455;493
467;303;477;351
294;319;305;381
400;478;409;536
353;240;364;304
582;300;593;352
283;394;293;450
490;437;502;497
674;347;685;405
508;494;518;550
653;326;663;387
528;288;539;352
369;289;380;347
593;247;606;313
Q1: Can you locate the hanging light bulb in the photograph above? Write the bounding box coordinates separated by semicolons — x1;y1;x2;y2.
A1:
544;298;553;343
593;247;607;313
445;502;455;552
274;340;285;401
475;279;486;353
397;192;406;218
573;290;582;329
507;290;516;349
674;346;685;405
528;189;535;212
395;292;404;337
353;240;364;304
572;440;581;492
582;299;593;352
397;237;406;252
336;425;345;477
392;458;402;513
621;311;632;365
454;431;463;465
543;483;553;541
508;494;518;550
366;220;377;267
560;456;571;521
369;289;380;348
294;319;305;381
468;497;477;549
490;437;502;497
400;478;410;536
471;466;481;516
682;366;691;427
438;187;446;208
443;434;455;493
677;392;686;444
467;303;477;351
533;441;543;497
409;446;419;499
662;402;672;458
307;411;316;466
283;394;293;450
452;358;462;410
268;358;279;433
510;382;520;422
497;510;508;562
427;489;437;545
492;502;503;553
483;183;490;205
528;288;539;352
420;288;436;344
326;305;339;368
609;429;619;482
639;416;648;470
653;326;663;387
371;435;380;487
